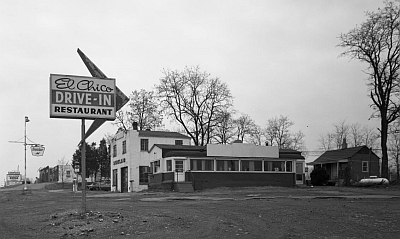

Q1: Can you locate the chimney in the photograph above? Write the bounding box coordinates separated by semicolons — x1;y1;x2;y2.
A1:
342;137;347;149
132;122;138;131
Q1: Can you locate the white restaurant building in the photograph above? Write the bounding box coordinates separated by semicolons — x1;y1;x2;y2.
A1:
111;125;306;192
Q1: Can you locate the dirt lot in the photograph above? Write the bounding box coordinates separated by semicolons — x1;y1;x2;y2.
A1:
0;185;399;239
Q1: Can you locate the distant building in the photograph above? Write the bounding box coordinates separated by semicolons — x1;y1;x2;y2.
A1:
5;170;22;186
38;165;76;183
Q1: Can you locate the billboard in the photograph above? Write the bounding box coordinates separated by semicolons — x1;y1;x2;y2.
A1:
50;74;116;120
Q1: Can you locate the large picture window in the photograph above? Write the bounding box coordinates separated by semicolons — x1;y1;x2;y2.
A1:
240;160;262;171
264;161;285;172
216;160;239;171
190;159;214;171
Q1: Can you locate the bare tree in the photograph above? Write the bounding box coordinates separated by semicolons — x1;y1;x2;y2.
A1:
265;115;305;150
113;110;130;132
249;125;265;146
156;66;232;146
233;114;256;142
113;89;163;131
289;131;307;152
318;132;335;151
338;1;400;178
319;120;379;150
363;126;379;149
349;122;364;147
58;156;69;185
333;119;349;149
211;109;236;144
388;119;400;181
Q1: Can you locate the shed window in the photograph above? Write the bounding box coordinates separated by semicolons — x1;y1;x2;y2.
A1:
362;161;369;172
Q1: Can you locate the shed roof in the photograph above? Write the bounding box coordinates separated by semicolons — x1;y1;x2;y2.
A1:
308;146;375;165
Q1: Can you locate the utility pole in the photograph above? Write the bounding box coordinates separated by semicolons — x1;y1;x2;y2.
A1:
24;116;29;190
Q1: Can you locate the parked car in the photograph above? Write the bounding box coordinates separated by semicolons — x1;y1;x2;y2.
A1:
99;180;111;191
86;182;101;191
86;181;111;191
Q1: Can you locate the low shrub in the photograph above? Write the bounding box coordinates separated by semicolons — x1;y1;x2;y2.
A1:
310;168;329;186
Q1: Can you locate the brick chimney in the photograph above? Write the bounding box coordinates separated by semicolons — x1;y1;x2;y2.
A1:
342;137;347;149
132;122;138;131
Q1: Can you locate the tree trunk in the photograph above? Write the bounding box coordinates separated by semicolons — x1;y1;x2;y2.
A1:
381;117;389;179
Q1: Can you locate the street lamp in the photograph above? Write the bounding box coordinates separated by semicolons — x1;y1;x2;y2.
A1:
24;116;30;190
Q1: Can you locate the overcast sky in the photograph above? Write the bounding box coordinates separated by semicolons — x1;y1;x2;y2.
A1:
0;1;386;184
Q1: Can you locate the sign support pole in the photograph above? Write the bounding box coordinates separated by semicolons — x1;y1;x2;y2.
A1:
81;119;87;214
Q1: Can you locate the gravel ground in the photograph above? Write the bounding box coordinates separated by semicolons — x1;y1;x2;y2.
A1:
0;185;399;238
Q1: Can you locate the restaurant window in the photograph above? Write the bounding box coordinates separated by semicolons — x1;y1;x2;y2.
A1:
166;160;172;171
140;139;149;151
139;166;150;184
122;140;126;154
190;159;214;171
264;161;285;172
241;160;262;171
175;140;183;145
154;160;160;173
216;160;239;171
113;145;117;157
286;161;293;172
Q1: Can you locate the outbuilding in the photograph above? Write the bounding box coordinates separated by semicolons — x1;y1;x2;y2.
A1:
308;145;380;185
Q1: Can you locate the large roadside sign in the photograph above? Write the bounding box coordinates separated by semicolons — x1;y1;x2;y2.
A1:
49;74;116;120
